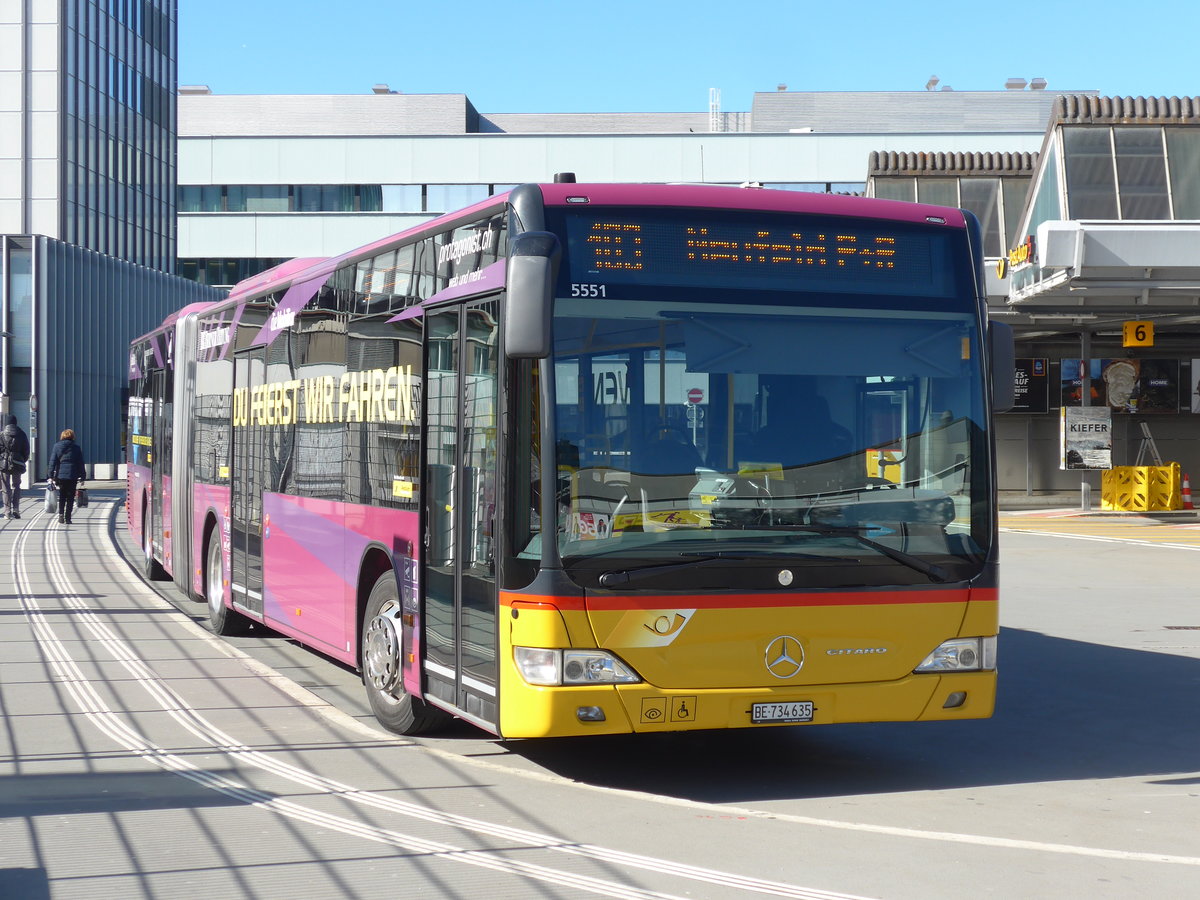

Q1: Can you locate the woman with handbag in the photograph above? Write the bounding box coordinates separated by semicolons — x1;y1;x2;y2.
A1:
48;428;85;525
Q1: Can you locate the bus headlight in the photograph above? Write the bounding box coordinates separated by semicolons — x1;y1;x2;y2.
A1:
914;636;997;673
514;647;641;686
562;651;640;685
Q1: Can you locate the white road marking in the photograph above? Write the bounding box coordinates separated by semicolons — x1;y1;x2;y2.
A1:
1001;526;1200;551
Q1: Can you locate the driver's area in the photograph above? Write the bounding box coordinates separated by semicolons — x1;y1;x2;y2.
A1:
540;299;988;588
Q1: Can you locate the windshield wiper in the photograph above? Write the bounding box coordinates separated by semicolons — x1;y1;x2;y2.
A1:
598;551;827;588
783;523;951;583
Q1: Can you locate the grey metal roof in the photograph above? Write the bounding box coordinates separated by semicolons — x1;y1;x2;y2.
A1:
750;90;1092;134
480;112;711;134
179;93;481;136
180;90;1106;139
1052;94;1200;125
868;150;1039;177
180;95;715;137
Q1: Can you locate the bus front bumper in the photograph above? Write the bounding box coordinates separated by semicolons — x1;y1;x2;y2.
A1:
498;670;996;739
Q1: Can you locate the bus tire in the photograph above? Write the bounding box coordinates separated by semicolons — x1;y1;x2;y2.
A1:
205;533;250;636
362;572;448;735
142;508;169;582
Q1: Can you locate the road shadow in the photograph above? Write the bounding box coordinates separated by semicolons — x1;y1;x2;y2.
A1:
0;770;250;817
0;868;49;900
499;627;1200;802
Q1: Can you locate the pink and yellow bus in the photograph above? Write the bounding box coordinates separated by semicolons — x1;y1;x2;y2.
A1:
127;179;1014;738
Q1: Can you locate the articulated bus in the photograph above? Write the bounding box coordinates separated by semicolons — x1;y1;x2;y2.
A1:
127;179;1014;738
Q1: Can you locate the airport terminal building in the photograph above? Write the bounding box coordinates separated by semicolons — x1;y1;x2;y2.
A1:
994;95;1200;491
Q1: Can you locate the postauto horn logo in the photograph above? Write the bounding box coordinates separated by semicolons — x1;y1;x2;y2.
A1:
764;635;805;679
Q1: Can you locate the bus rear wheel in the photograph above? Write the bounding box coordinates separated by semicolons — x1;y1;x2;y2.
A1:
362;572;448;735
205;533;250;636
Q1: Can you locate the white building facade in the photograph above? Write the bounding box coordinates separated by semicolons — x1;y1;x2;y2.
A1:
176;87;1070;286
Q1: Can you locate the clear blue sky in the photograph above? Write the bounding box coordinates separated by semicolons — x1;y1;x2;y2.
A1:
180;1;1195;113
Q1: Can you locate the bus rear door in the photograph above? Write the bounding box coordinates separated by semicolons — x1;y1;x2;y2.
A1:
231;346;266;618
146;365;168;561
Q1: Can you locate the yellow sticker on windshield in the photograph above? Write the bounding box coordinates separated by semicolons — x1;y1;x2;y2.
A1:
737;462;784;481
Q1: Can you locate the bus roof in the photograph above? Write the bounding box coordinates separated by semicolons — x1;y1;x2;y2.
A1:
168;300;221;323
536;182;968;228
226;257;329;300
129;299;223;344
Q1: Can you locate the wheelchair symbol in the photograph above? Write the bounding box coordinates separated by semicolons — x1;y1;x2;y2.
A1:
671;696;697;722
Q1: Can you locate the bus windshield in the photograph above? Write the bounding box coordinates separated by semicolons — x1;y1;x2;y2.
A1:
529;207;991;591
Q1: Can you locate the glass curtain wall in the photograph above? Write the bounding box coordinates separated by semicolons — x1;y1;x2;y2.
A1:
179;183;869;217
62;1;177;272
1062;127;1119;218
1;240;34;438
870;177;1031;258
1060;124;1200;221
1113;128;1170;218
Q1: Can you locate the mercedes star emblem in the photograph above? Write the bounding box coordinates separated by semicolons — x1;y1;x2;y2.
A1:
765;635;804;679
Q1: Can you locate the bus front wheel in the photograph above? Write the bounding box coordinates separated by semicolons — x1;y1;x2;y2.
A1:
205;534;250;636
362;572;447;735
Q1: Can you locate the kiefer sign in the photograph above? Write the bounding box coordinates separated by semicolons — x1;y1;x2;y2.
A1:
1060;406;1112;470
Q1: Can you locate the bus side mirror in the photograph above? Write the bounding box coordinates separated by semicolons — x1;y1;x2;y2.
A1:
989;320;1015;412
505;231;560;359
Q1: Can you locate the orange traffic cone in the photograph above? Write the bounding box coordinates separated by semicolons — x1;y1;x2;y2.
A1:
1182;474;1194;510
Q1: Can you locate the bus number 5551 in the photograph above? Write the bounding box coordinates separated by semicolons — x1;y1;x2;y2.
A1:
570;284;607;297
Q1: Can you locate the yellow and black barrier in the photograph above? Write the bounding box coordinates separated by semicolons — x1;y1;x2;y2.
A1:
1101;463;1181;511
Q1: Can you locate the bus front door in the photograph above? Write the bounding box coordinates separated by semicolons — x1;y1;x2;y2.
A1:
423;300;500;729
230;347;266;618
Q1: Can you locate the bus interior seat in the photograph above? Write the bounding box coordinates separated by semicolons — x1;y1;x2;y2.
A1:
631;428;705;476
747;394;852;467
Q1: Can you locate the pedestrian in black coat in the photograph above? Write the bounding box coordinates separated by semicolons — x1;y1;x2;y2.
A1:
48;428;86;525
1;413;30;519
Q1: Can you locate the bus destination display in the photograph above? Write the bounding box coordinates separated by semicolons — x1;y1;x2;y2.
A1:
563;210;955;298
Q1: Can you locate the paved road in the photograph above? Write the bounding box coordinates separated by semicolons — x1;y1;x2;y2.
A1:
1001;507;1200;551
1;488;1198;899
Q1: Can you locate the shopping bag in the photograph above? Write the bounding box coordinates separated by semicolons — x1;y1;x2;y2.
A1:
44;484;57;514
75;488;89;509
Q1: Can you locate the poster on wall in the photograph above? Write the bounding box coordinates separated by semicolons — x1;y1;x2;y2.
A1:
1191;360;1200;413
1060;406;1112;470
1060;358;1179;413
1011;358;1049;413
